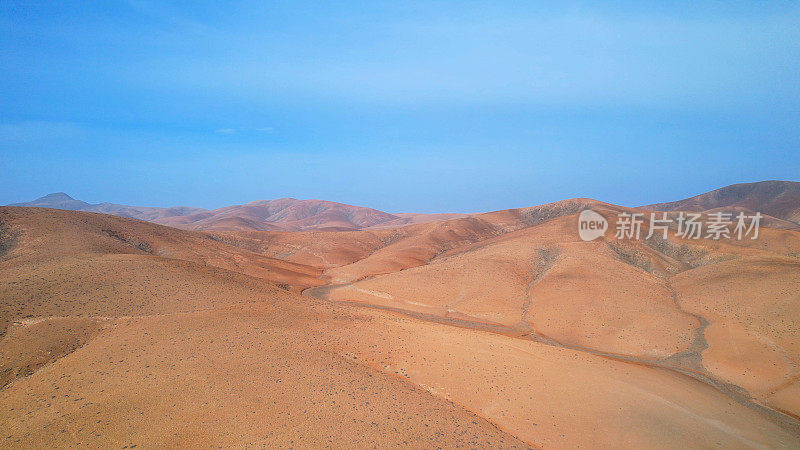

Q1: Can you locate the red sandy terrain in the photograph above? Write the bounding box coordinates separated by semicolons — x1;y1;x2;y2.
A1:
2;181;799;447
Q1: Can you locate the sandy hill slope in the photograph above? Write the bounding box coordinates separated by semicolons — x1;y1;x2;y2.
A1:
644;180;800;225
0;207;323;333
310;203;800;426
366;212;471;228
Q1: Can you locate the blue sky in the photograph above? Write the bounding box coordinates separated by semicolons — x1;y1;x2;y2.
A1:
1;1;798;213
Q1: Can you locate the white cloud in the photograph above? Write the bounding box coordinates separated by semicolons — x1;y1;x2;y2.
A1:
214;128;236;134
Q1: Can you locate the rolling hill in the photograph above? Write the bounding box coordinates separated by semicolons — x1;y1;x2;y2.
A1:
154;197;400;231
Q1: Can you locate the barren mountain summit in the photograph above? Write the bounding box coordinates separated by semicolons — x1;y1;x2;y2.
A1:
645;180;800;224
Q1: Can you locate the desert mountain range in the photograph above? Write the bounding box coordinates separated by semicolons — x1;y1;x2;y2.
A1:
9;192;467;231
1;180;799;447
11;180;800;232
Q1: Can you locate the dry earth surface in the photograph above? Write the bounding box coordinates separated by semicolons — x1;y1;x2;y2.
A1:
1;183;799;448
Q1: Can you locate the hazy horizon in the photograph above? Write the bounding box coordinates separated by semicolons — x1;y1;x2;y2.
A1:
5;179;798;216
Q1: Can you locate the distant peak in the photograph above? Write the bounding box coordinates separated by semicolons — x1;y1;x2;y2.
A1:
7;192;92;209
40;192;75;200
